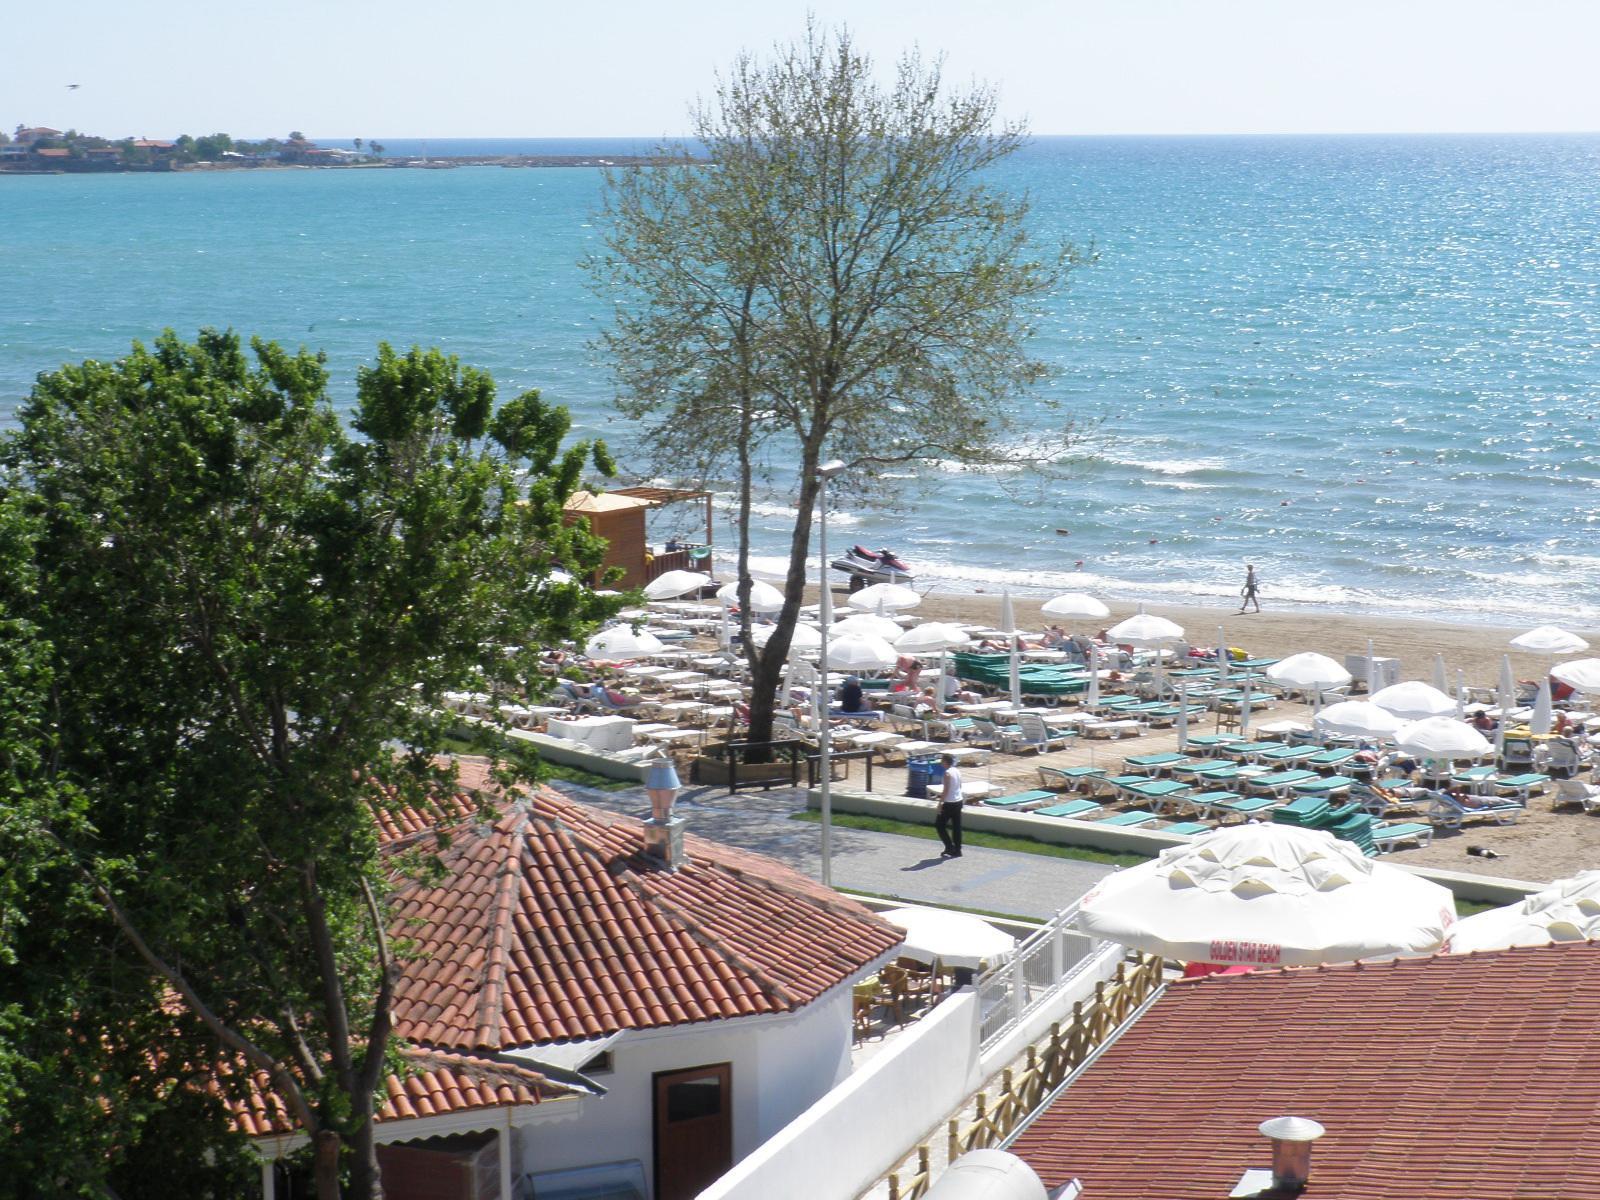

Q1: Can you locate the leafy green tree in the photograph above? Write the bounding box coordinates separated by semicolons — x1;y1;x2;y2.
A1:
1;330;616;1197
592;23;1083;747
353;137;363;153
195;132;233;160
369;141;384;157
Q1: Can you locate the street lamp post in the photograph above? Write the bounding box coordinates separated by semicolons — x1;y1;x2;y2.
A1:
815;459;846;888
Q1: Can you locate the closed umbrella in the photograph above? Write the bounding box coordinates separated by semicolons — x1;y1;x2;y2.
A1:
1041;592;1110;620
1176;679;1190;751
1530;677;1553;736
1391;716;1492;760
883;906;1017;971
585;626;666;658
643;569;712;600
1552;658;1600;696
1510;626;1590;656
1084;643;1100;710
823;634;898;673
1431;653;1448;693
1074;824;1456;966
1216;625;1229;689
716;579;785;612
1496;654;1516;756
832;612;902;640
847;582;920;612
1001;592;1022;709
1314;700;1406;740
1370;680;1457;721
1455;668;1467;720
1450;871;1600;953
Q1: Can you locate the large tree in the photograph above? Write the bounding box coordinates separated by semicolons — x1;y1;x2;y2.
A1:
592;23;1084;747
0;330;615;1197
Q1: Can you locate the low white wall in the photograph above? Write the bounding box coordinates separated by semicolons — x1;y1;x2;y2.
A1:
506;727;652;782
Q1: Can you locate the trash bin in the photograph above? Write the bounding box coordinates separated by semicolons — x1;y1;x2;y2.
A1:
906;757;933;798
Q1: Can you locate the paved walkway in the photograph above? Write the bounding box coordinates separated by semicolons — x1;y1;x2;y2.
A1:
549;781;1114;921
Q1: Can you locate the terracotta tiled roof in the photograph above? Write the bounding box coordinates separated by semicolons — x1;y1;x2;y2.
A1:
230;1047;576;1137
1008;943;1600;1198
386;765;902;1048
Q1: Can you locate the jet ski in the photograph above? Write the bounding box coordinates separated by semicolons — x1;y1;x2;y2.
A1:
830;544;914;584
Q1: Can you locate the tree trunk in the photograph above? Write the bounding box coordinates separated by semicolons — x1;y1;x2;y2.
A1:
347;1115;384;1200
743;465;822;756
314;1130;343;1200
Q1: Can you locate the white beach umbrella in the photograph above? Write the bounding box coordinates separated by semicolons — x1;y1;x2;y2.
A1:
1431;652;1448;693
882;906;1017;971
895;622;971;655
643;569;711;600
1370;680;1457;721
1314;700;1406;740
1176;679;1190;751
753;621;820;650
1074;825;1456;967
847;582;921;612
1391;716;1493;760
1530;677;1554;736
585;625;666;658
831;612;902;640
1552;658;1600;696
1041;592;1110;620
1365;637;1376;696
1455;668;1467;720
1496;654;1516;755
1510;625;1590;656
1450;871;1600;953
716;579;785;612
1106;610;1185;647
1084;643;1100;710
822;634;898;673
1239;687;1252;738
1216;625;1229;688
1266;652;1351;693
1001;592;1022;708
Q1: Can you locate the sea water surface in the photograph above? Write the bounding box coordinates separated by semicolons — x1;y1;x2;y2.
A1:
3;135;1598;624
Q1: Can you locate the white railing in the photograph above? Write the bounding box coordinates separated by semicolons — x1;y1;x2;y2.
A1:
976;904;1101;1049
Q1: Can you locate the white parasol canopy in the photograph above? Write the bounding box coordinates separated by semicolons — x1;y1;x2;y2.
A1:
1370;680;1457;721
1266;652;1352;692
1074;825;1456;966
882;906;1018;971
716;579;785;612
822;634;898;672
753;621;820;649
1105;610;1185;647
1450;871;1600;953
831;612;902;640
847;582;921;612
1530;677;1554;736
1313;700;1406;739
1510;625;1590;656
1391;716;1492;760
585;626;666;658
643;570;712;600
895;622;971;655
1552;658;1600;696
1431;652;1448;692
1001;592;1022;708
1041;592;1110;620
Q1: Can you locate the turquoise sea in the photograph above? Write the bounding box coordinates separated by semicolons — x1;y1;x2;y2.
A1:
3;135;1598;625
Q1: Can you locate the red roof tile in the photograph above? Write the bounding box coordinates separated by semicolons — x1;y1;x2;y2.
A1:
385;765;902;1048
1008;943;1600;1198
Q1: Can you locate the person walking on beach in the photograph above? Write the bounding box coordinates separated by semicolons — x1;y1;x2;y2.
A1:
1238;563;1261;614
935;752;965;858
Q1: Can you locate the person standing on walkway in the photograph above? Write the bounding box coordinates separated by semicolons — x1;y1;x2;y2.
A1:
1238;563;1261;614
936;752;965;858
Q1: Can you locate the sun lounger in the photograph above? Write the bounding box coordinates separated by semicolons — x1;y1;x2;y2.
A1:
1003;712;1076;754
1035;798;1103;819
983;789;1054;809
1218;740;1283;760
1182;791;1248;819
1112;778;1192;808
1184;733;1244;752
1488;773;1550;801
1290;776;1352;799
1098;810;1160;827
1214;795;1281;821
1161;821;1210;836
1252;744;1317;766
1123;751;1192;775
1247;770;1319;798
1554;778;1600;812
1038;765;1107;792
1304;747;1360;769
1139;704;1208;729
1371;821;1433;851
1424;791;1523;830
1083;719;1142;739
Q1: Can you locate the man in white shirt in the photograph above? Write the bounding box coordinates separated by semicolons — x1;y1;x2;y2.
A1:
936;752;964;858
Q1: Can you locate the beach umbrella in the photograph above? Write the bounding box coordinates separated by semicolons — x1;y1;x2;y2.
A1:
1041;592;1109;620
847;582;920;612
1450;871;1600;953
1370;680;1457;721
1001;592;1022;708
1365;637;1376;696
718;603;731;649
1496;654;1516;755
882;906;1017;971
643;569;712;600
585;625;666;659
822;634;898;673
1391;716;1492;760
1552;658;1600;696
895;622;971;655
1431;653;1448;693
1530;677;1554;736
1106;610;1185;647
1455;668;1467;720
1073;825;1456;966
1084;643;1100;710
1314;700;1405;740
1239;687;1252;737
1509;625;1590;656
1176;679;1190;751
1265;653;1351;698
753;621;820;649
1216;625;1229;688
832;612;902;640
716;579;785;612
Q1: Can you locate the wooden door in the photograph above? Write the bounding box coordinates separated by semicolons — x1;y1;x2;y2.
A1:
653;1062;732;1200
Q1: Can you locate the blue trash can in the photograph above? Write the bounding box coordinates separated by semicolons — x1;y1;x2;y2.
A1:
906;758;932;799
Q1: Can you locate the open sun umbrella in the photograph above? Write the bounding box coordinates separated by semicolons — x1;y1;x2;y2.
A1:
1041;592;1110;620
1266;653;1351;695
1510;626;1590;656
716;579;784;612
847;582;920;612
1450;871;1600;953
1391;716;1492;760
822;634;898;672
882;906;1017;970
1370;680;1457;721
585;626;666;658
1074;825;1456;966
1552;658;1600;696
895;622;971;655
1314;700;1405;740
832;612;901;640
643;569;711;600
753;621;819;649
1106;610;1184;647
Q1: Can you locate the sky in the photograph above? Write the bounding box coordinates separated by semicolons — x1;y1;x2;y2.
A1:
7;0;1600;141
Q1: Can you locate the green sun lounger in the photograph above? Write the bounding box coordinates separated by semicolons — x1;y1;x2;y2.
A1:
1038;765;1107;791
1185;734;1243;751
1161;821;1210;836
1218;741;1282;759
1124;751;1191;772
1099;809;1160;827
1035;798;1103;819
983;789;1054;809
1249;770;1318;796
1184;791;1246;818
1254;745;1316;765
1115;778;1191;801
1216;795;1281;819
1291;776;1352;797
1490;773;1550;799
1372;821;1433;850
1305;747;1360;768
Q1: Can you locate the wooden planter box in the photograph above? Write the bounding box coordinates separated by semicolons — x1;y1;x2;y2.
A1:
692;755;798;788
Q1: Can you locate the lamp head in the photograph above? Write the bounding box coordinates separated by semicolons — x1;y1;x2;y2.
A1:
817;459;847;479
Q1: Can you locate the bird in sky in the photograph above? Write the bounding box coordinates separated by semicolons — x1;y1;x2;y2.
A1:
66;83;80;90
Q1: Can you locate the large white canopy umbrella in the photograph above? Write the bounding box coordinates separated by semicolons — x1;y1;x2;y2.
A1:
1391;716;1493;760
831;612;902;640
882;906;1018;971
1266;653;1351;694
1510;625;1590;656
643;569;712;600
847;582;921;612
1450;871;1600;953
1313;700;1406;740
716;579;785;612
1552;658;1600;696
895;622;972;655
753;621;820;649
585;626;666;658
1074;825;1456;966
1041;592;1110;620
1370;680;1457;721
822;634;898;672
1105;610;1185;647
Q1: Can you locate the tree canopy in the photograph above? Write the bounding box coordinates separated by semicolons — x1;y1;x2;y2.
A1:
0;330;615;1197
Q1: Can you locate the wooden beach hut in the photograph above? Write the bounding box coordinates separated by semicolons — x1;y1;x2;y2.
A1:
563;486;714;589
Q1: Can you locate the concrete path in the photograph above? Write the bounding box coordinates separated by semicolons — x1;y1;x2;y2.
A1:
549;781;1114;921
